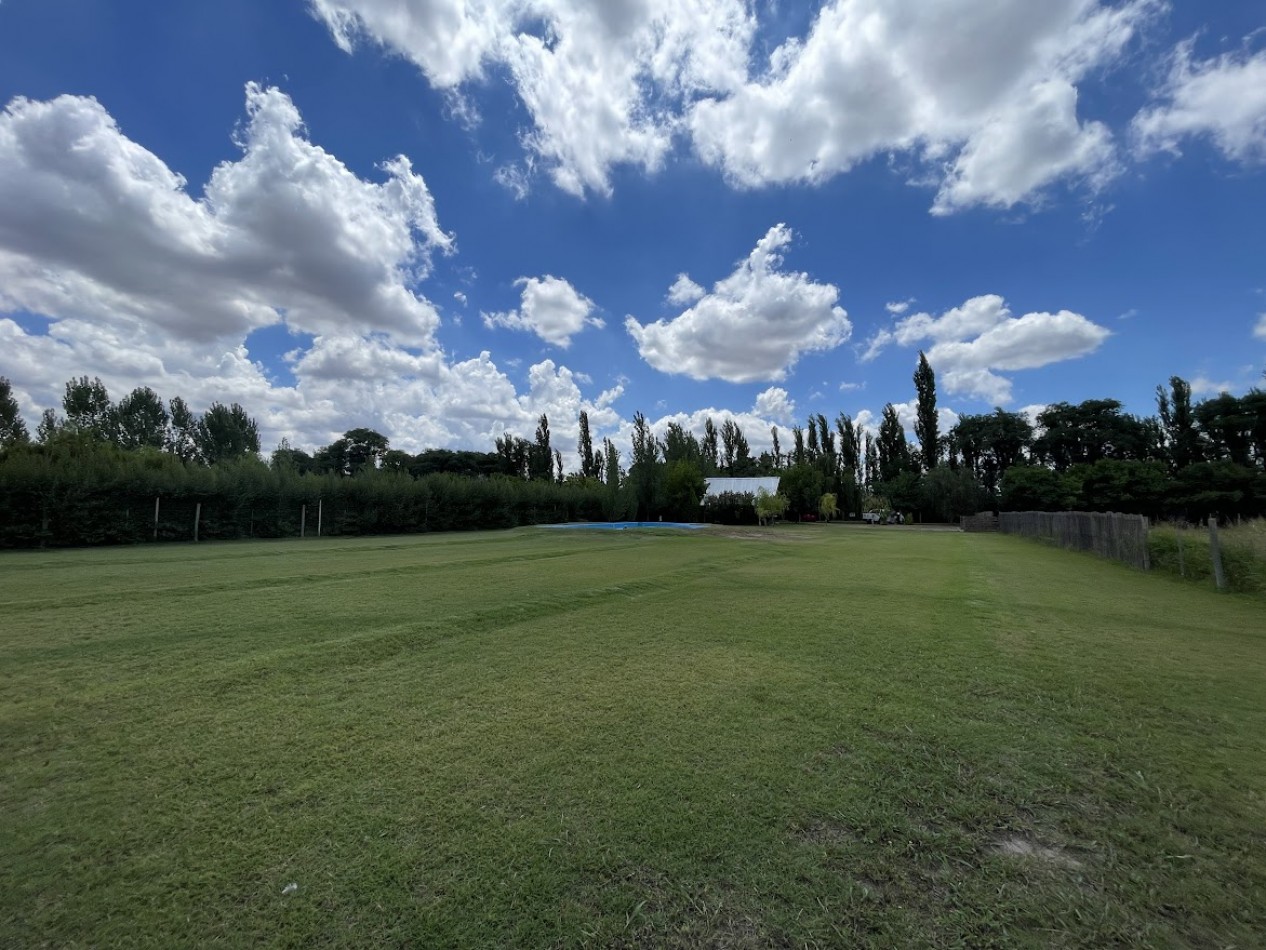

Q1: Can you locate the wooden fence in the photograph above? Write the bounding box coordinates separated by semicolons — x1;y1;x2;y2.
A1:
960;511;999;533
998;511;1151;571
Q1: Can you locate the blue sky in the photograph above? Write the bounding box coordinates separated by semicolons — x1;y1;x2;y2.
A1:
1;0;1263;463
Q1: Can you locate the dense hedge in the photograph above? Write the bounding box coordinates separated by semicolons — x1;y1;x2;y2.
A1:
0;438;605;549
701;491;759;525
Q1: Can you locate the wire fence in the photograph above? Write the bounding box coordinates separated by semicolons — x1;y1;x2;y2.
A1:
998;510;1151;571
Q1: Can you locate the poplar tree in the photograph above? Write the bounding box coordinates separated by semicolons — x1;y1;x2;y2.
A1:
529;413;552;480
914;351;938;470
876;403;909;483
577;410;597;478
1156;376;1203;471
701;417;719;474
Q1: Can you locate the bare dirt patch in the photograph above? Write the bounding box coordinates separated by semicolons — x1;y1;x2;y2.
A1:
709;528;808;542
791;819;856;847
991;835;1084;869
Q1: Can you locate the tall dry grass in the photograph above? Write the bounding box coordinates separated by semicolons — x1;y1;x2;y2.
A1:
1149;518;1266;594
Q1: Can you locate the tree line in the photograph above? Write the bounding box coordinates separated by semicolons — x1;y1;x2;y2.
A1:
1;361;1264;547
0;377;604;547
852;359;1266;523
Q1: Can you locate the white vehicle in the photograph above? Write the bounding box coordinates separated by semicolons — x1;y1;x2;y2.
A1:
862;511;882;524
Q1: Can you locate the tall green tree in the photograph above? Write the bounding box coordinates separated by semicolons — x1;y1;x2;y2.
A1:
116;387;169;450
1033;400;1156;471
1194;392;1254;467
731;423;754;474
876;403;910;484
664;459;706;520
779;463;823;518
1156;376;1204;471
341;428;390;474
949;410;1033;495
62;376;115;440
0;377;29;447
815;413;834;457
602;437;628;520
36;408;60;443
271;438;315;474
662;422;701;465
836;413;862;485
166;397;200;462
603;438;620;485
197;402;260;464
577;410;598;478
913;351;939;470
1000;464;1074;511
1069;459;1170;516
720;419;749;473
917;466;988;522
701;417;719;474
529;414;552;481
628;411;663;518
495;432;531;478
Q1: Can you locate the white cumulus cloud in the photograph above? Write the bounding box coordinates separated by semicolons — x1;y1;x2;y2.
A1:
689;0;1158;212
625;224;851;383
931;79;1117;215
1187;376;1235;397
0;84;453;348
1255;313;1266;341
311;0;1159;212
0;85;633;461
482;275;603;348
753;386;795;424
1133;40;1266;163
311;0;755;197
667;273;705;306
863;294;1110;404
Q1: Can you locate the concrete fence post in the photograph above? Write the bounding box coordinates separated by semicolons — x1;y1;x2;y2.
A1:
1207;516;1227;591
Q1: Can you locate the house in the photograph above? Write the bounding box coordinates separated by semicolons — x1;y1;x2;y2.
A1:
702;476;782;500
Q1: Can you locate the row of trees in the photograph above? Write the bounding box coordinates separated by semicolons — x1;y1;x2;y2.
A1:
0;376;260;465
0;432;605;549
853;361;1266;523
3;360;1265;547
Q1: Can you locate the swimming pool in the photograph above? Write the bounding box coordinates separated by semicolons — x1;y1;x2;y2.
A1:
541;521;708;530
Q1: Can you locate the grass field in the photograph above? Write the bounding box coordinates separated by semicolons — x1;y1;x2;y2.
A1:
2;526;1264;947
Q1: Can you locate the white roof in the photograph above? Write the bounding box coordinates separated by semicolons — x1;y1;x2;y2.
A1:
703;476;782;498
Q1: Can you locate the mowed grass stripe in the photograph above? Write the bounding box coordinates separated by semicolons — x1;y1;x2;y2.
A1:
1;531;763;711
2;528;1264;947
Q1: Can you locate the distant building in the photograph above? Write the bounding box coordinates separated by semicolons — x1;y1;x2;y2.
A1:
702;476;782;500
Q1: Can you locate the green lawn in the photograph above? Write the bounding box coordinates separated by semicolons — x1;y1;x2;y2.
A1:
2;527;1264;947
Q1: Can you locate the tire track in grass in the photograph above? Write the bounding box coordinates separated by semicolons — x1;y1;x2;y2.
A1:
3;546;774;722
